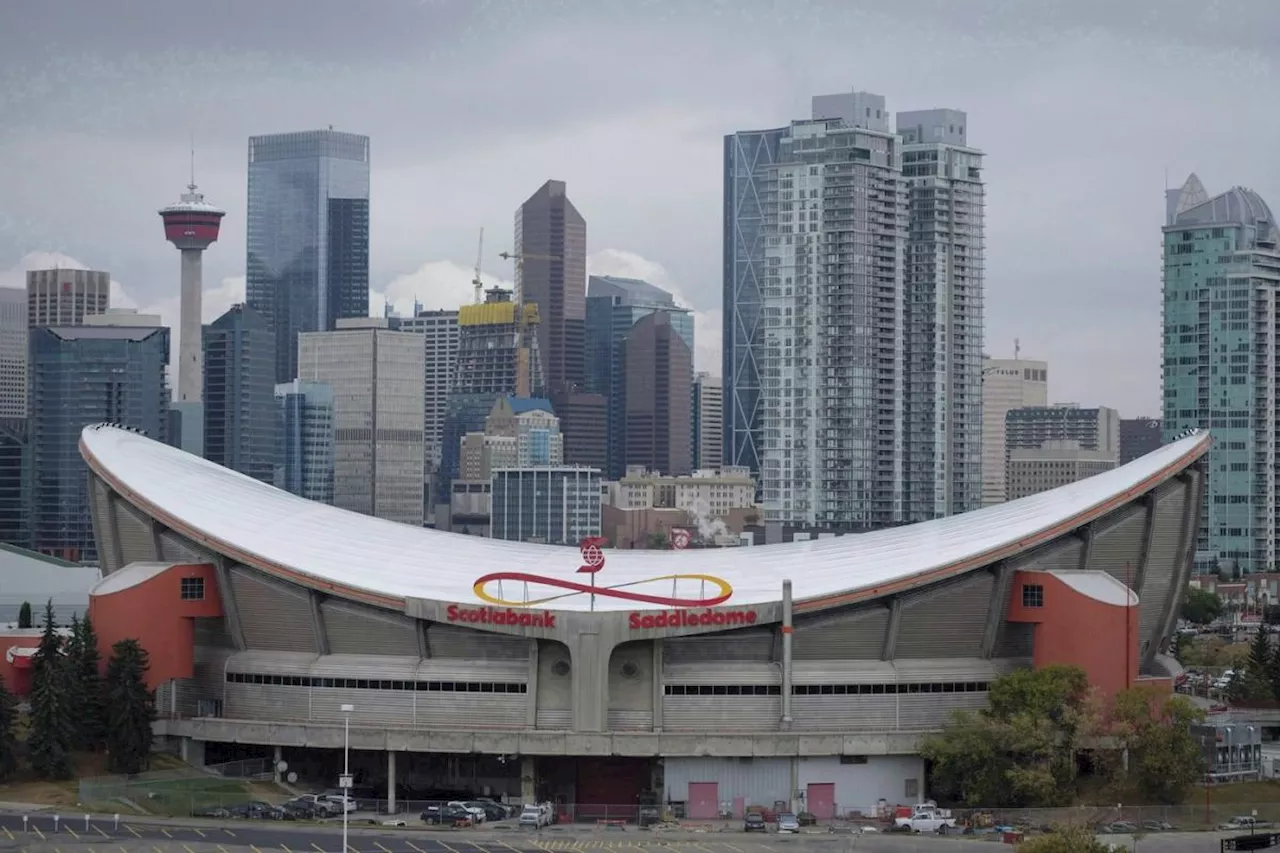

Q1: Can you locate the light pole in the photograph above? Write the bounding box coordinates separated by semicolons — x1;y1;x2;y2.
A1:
340;704;354;853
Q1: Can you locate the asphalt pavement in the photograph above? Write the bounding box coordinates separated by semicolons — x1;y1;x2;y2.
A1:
0;813;1251;853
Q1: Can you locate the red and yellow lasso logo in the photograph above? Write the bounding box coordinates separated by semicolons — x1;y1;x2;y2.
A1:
473;537;734;609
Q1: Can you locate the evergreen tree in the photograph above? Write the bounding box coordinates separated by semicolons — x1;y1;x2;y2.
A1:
17;602;32;629
105;639;156;775
0;674;17;781
1230;628;1275;703
72;613;105;749
27;600;74;780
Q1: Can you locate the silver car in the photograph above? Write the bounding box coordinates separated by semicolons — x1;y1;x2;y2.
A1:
778;813;800;833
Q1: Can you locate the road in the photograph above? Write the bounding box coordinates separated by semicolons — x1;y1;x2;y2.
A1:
0;814;1250;853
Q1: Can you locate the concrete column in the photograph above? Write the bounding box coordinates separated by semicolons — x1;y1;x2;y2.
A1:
781;579;793;728
651;639;664;732
178;249;204;405
571;631;610;733
520;756;536;803
387;751;397;814
273;745;283;783
180;737;206;766
526;639;540;728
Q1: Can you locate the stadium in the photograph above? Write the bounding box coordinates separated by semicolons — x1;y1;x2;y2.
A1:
79;424;1208;820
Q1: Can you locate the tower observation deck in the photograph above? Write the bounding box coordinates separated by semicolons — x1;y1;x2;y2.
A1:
159;183;224;406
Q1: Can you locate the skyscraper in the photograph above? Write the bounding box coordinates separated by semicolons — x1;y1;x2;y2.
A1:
514;181;604;470
980;355;1049;506
625;310;693;476
27;268;110;327
725;91;906;530
393;308;460;521
30;325;169;562
585;275;694;478
203;304;275;482
298;318;424;526
0;288;27;418
515;180;587;395
246;130;370;383
1162;173;1280;573
274;379;335;504
897;109;986;521
1119;417;1162;465
693;372;723;471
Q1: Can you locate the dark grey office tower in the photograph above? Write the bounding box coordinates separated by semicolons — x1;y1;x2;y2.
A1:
30;326;169;563
1120;417;1162;464
515;180;587;396
204;304;276;482
0;418;29;549
246;130;370;383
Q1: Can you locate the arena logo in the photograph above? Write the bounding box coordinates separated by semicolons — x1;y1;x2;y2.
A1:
446;604;556;629
628;609;758;630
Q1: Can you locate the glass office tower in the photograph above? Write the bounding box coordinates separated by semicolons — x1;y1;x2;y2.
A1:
204;304;276;483
246;130;370;383
1162;173;1280;573
30;326;169;563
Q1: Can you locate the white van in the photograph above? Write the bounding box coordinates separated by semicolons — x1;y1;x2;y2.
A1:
519;804;547;828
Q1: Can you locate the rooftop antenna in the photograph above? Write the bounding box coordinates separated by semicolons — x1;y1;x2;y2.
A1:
1014;338;1021;361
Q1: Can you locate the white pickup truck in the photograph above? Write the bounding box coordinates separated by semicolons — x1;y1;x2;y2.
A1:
895;805;959;834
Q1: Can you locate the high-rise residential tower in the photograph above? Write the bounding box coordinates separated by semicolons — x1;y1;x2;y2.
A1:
725;90;906;530
980;355;1049;506
693;372;723;471
897;109;986;521
298;318;425;526
30;325;169;562
26;268;109;327
203;305;275;482
246;130;370;383
0;288;27;418
1119;417;1162;464
1162;173;1280;573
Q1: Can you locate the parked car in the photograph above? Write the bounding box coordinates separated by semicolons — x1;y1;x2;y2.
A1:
421;804;473;826
1142;821;1175;832
744;812;767;833
468;800;507;822
777;813;801;833
286;795;340;817
449;801;486;823
319;794;358;814
519;804;549;828
895;806;958;834
229;801;285;820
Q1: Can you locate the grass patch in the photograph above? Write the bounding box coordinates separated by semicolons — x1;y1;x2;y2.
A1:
1185;780;1280;805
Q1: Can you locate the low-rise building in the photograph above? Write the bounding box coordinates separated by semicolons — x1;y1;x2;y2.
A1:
604;467;757;546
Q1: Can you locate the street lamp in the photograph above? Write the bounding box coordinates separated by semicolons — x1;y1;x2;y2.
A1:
340;704;354;853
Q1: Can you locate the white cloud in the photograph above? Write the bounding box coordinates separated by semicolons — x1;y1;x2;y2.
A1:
586;248;721;376
370;260;514;318
0;251;247;387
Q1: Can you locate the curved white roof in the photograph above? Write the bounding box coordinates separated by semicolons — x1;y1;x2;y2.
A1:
80;426;1209;614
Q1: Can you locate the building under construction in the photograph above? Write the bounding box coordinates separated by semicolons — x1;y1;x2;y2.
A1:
437;287;543;503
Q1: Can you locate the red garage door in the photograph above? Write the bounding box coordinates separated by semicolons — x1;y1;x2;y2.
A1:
807;782;835;820
687;782;719;820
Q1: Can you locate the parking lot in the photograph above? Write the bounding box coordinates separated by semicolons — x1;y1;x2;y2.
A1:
0;812;1250;853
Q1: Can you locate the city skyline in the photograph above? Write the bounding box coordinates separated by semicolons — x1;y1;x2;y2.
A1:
3;2;1277;418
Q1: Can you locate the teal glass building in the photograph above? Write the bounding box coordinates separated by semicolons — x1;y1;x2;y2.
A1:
1162;174;1280;573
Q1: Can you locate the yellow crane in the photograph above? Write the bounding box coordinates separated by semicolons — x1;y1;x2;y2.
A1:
472;228;485;305
498;249;560;312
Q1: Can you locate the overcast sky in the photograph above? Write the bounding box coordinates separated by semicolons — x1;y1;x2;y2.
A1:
2;0;1278;417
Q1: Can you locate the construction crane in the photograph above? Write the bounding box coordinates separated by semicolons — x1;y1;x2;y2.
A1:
472;228;485;305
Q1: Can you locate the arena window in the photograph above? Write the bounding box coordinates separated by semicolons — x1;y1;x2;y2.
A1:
225;673;527;693
1021;583;1045;608
180;576;205;601
790;682;990;695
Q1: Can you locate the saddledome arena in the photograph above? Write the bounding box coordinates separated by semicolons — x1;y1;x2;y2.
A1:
79;425;1208;819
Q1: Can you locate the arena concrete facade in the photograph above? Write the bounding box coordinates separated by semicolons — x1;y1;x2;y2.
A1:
78;425;1209;818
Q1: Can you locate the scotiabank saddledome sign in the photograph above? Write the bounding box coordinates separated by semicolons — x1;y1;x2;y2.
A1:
455;538;760;632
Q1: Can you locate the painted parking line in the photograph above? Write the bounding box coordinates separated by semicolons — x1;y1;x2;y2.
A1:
282;844;294;853
32;826;45;840
184;845;199;853
313;843;327;853
224;828;237;837
218;845;232;853
95;825;110;838
125;824;142;838
162;828;174;838
406;841;429;853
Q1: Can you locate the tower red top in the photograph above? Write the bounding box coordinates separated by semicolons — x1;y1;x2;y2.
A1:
159;183;225;251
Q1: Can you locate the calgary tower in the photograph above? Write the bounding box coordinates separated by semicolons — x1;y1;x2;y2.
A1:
159;165;224;451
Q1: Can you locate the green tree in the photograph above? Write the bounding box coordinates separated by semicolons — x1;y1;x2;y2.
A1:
1229;628;1274;702
1169;631;1189;663
105;639;156;775
920;666;1097;807
16;601;32;629
0;674;17;781
27;600;74;780
66;613;105;750
1107;687;1206;804
1181;588;1223;625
